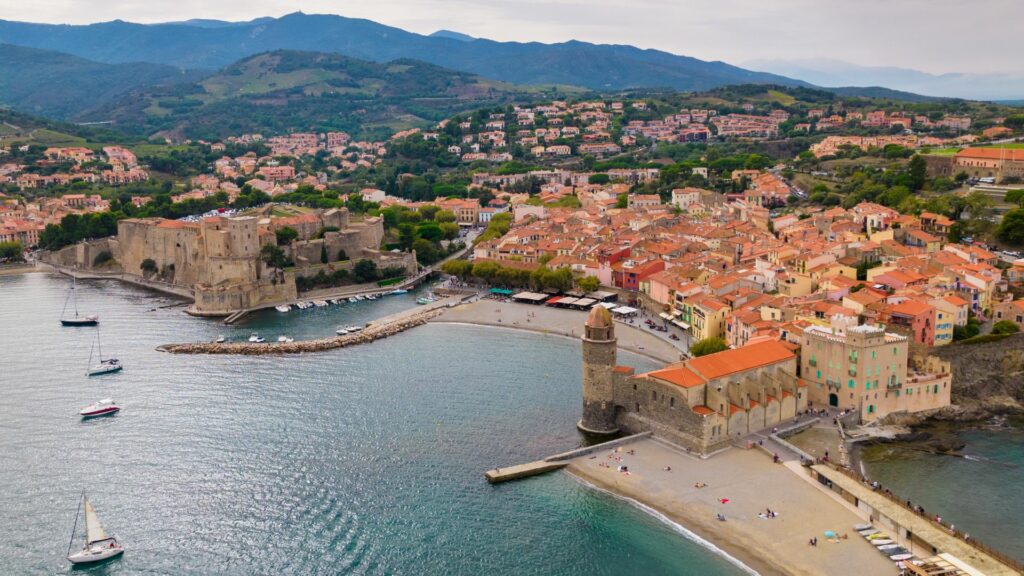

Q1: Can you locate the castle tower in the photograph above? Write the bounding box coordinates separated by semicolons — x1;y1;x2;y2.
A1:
578;306;619;435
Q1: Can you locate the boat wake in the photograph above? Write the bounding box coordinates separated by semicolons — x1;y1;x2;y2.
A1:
568;474;760;576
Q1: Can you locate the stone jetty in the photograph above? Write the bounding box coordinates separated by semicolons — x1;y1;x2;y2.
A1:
158;297;462;355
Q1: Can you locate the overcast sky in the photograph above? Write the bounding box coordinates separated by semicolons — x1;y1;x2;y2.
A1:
2;0;1021;75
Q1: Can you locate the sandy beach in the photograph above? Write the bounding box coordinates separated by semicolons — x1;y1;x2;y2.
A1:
567;438;897;576
0;263;39;276
433;299;686;364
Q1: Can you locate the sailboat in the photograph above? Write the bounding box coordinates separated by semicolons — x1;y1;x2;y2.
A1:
67;494;124;565
60;276;99;327
86;328;122;377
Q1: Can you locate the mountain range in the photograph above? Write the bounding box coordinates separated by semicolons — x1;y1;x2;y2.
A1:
0;12;803;92
745;58;1024;101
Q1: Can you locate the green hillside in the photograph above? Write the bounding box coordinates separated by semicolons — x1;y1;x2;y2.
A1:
84;50;587;142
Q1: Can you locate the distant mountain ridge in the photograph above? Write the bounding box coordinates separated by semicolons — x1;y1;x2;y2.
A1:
745;58;1024;101
0;12;805;92
0;43;205;119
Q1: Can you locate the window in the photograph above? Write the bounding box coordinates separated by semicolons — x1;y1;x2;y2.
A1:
635;403;640;411
848;379;855;389
871;351;876;359
652;390;657;401
816;370;821;379
670;397;675;408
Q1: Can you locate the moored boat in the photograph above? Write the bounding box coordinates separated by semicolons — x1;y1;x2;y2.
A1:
348;297;358;303
214;335;226;343
86;328;122;377
335;327;349;335
388;289;408;295
66;495;124;565
313;300;328;307
277;335;294;343
248;333;265;343
80;398;120;418
275;304;291;313
60;276;99;326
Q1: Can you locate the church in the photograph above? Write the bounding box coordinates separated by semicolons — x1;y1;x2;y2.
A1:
579;306;808;455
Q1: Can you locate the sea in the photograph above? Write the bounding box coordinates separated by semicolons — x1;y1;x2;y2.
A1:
859;418;1024;564
0;272;748;575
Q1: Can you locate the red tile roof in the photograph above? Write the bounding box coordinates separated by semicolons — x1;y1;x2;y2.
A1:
688;340;795;381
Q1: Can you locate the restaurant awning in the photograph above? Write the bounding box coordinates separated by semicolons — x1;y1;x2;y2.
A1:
597;302;618;309
611;306;638;315
672;320;690;329
574;298;596;308
659;312;674;320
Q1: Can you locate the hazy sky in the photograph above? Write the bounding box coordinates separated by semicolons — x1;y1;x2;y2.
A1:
1;0;1020;75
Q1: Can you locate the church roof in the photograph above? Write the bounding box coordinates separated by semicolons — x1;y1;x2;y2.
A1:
586;305;613;328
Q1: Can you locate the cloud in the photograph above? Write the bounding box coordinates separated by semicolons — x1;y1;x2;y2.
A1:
1;0;1021;75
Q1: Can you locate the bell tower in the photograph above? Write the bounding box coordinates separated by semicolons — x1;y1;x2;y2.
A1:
578;306;619;434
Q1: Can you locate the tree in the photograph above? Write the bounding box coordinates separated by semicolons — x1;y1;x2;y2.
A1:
589;173;610;185
992;320;1020;335
260;244;288;270
439;222;460;240
275;226;298;246
907;155;927;191
417;222;444;242
320;244;329;264
0;240;24;261
140;258;157;274
419;205;440;221
690;337;728;357
1005;189;1024;207
616;193;628;209
953;316;982;341
412;237;440;264
577;276;600;293
1004;115;1024;130
353;259;379;283
996;208;1024;245
435;210;457;223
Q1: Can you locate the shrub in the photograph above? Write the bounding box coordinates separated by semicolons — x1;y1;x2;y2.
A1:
690;338;728;357
140;258;157;274
992;320;1020;335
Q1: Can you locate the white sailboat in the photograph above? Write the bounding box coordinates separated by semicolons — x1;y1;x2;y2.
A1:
86;328;122;377
60;276;99;327
67;494;124;565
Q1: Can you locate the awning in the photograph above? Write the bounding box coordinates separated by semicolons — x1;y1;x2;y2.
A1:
597;302;618;309
659;312;674;320
611;306;638;315
546;296;564;305
574;298;596;307
512;291;549;302
558;297;579;306
490;288;514;295
588;290;618;302
672;320;690;329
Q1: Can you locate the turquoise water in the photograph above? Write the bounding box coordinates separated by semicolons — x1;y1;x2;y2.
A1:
0;273;746;575
860;420;1024;563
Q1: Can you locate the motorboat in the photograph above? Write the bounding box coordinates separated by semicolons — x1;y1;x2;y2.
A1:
296;301;313;310
852;524;873;531
366;294;378;300
858;529;880;537
335;328;349;335
248;333;266;343
60;276;99;326
417;297;431;305
348;297;358;303
870;539;894;546
214;335;226;343
66;495;124;565
890;554;914;562
86;329;122;377
80;399;120;418
313;300;328;307
355;295;365;301
275;304;291;313
277;335;294;343
345;325;364;332
388;289;408;295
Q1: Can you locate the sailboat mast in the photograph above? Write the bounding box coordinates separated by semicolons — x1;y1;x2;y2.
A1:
73;276;79;318
96;328;103;361
67;492;84;557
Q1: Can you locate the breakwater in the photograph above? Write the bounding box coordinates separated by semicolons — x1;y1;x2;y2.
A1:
158;297;462;355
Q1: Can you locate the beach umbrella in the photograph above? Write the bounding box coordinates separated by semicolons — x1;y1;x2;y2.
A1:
824;530;836;538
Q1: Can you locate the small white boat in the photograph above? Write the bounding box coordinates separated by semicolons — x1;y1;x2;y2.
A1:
871;539;894;546
852;524;873;531
67;495;124;565
87;358;122;377
277;335;294;343
348;297;358;303
366;294;378;300
877;544;900;552
388;289;408;295
858;529;880;536
297;301;313;310
248;333;265;343
355;295;365;301
80;399;120;418
890;554;914;562
313;300;328;307
214;335;226;343
345;324;363;333
335;328;349;335
86;328;122;377
275;304;291;313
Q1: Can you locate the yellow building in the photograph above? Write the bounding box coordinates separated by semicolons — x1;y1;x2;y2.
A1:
691;298;730;342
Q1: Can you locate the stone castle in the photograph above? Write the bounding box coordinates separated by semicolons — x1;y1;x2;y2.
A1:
579;306;808;454
48;205;416;315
